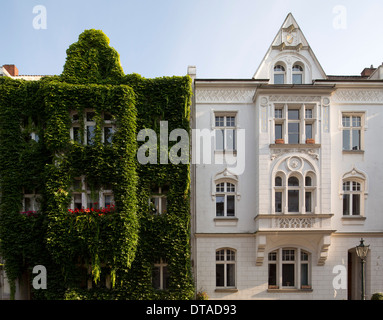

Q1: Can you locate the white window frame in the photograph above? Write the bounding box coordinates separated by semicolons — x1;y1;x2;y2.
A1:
70;176;114;210
216;248;236;289
22;188;41;213
268;248;311;290
273;103;317;144
214;113;237;152
215;182;236;217
152;259;169;290
342;180;363;216
274;64;286;84
149;186;168;215
292;64;304;84
341;113;365;151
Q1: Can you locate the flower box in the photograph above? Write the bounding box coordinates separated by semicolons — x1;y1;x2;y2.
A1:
301;285;312;290
275;139;284;144
306;139;315;144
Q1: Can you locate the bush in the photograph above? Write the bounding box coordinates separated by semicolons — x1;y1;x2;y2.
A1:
371;292;383;300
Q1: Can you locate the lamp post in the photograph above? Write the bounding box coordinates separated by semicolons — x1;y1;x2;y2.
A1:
355;238;369;300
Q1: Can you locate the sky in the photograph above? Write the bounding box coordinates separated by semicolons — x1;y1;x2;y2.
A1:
1;0;383;79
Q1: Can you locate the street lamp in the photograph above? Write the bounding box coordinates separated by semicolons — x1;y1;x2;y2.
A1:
355;238;369;300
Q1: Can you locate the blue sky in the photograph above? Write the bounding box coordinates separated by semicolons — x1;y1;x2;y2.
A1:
1;0;383;78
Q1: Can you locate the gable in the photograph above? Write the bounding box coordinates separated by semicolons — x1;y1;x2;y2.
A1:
253;13;326;82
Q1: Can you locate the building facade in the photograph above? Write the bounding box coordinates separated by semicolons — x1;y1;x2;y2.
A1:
190;13;383;300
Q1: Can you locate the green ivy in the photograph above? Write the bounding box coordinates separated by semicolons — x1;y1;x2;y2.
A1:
0;29;194;300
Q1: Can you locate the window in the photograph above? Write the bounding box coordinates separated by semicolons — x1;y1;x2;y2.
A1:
152;259;169;290
215;182;236;217
149;186;168;215
70;176;114;210
273;104;316;144
343;181;361;216
292;64;303;84
288;177;300;212
215;115;236;151
216;249;236;288
70;110;115;145
274;65;285;84
268;248;311;289
274;172;316;214
342;114;363;151
22;188;41;213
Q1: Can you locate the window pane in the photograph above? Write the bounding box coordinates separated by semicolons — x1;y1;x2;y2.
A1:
73;127;81;143
352;116;361;127
24;198;31;211
275;192;282;213
343;181;351;191
305;191;312;212
352;194;360;215
87;126;95;145
301;264;309;286
163;266;170;290
161;197;167;214
226;183;235;192
216;183;225;192
216;264;224;287
288;110;300;120
288;123;299;144
152;266;160;289
215;129;224;150
227;250;235;261
343;129;350;150
226;129;236;151
275;109;283;119
268;251;277;261
288;177;299;186
104;195;113;207
343;194;350;215
216;249;225;261
305;124;312;139
282;249;295;261
282;264;295;287
342;116;350;127
226;264;235;287
74;194;82;209
226;116;235;127
275;124;283;140
305;109;313;119
227;195;235;216
215;116;224;127
275;177;282;186
86;112;95;122
104;127;114;145
288;190;299;212
352;130;361;150
274;74;284;84
268;264;277;286
150;197;160;214
216;196;225;217
292;74;302;84
305;176;312;186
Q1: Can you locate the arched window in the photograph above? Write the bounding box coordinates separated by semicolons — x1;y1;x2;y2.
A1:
292;64;303;84
305;175;315;213
268;248;311;289
275;176;283;213
215;182;236;217
274;64;285;84
288;177;300;212
216;249;236;288
343;181;362;216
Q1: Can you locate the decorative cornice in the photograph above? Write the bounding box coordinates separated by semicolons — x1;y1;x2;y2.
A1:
195;88;255;103
332;89;383;104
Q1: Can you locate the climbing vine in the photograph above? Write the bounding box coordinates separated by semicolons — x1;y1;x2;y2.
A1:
0;29;194;300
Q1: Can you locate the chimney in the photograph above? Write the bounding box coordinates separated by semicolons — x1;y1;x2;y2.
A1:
361;65;376;77
3;64;19;76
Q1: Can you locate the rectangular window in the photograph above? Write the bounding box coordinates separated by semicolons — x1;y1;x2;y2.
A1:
342;115;363;151
216;264;225;287
274;74;284;84
268;264;277;286
305;124;312;140
292;74;302;84
305;192;312;213
275;109;283;119
275;192;282;213
215;115;236;151
87;126;95;145
275;124;283;140
282;264;295;287
343;194;350;215
301;264;309;286
104;127;114;145
216;196;225;217
288;190;299;212
226;264;235;287
288;123;300;144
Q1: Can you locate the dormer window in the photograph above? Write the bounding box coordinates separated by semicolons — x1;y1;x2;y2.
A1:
274;65;285;84
292;64;303;84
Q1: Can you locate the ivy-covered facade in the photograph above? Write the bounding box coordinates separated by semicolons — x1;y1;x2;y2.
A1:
0;29;194;300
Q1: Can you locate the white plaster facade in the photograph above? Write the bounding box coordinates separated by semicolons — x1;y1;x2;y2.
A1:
190;13;383;300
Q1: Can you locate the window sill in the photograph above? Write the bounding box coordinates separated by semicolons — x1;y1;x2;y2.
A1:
214;150;237;156
342;150;364;155
270;143;320;149
341;215;366;220
214;217;238;227
215;288;238;293
267;288;313;293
